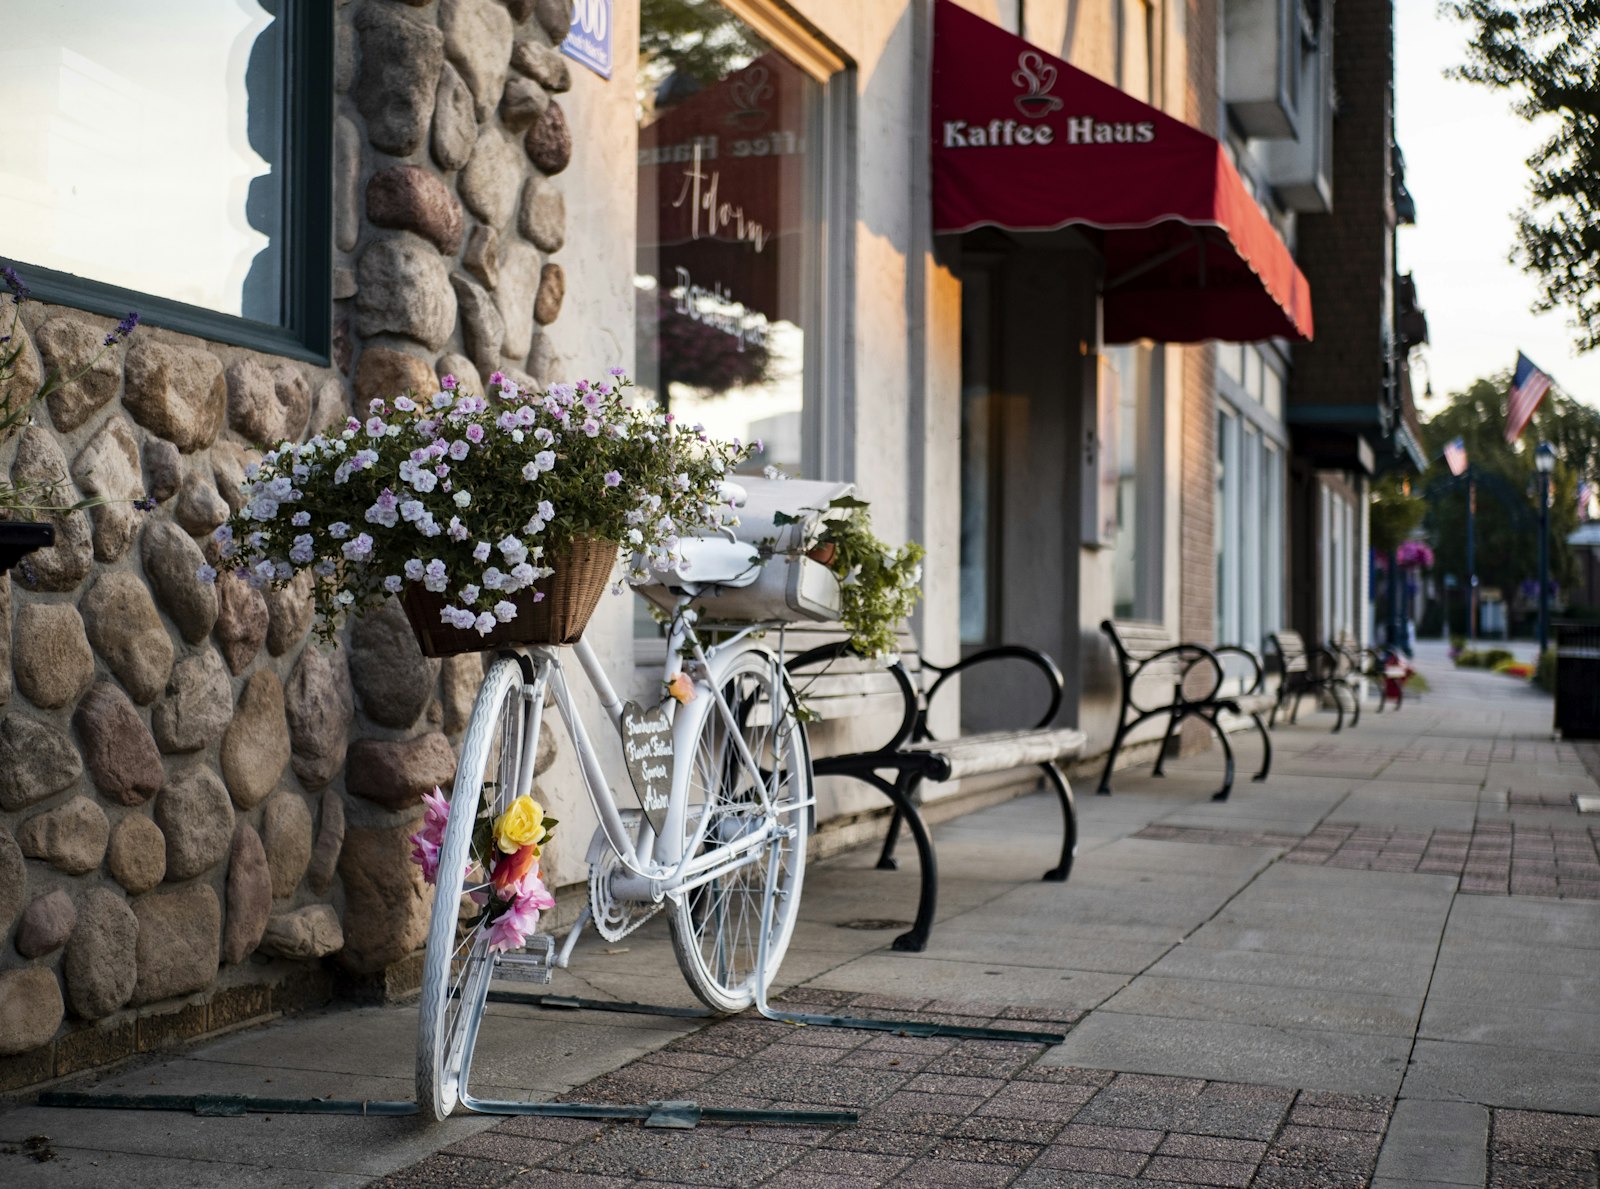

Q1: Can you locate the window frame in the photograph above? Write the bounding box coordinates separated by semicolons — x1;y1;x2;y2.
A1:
2;2;334;364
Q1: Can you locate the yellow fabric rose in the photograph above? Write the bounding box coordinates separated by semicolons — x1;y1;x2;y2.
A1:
494;795;546;854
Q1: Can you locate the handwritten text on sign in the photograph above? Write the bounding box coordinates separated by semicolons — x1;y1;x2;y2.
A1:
621;701;675;836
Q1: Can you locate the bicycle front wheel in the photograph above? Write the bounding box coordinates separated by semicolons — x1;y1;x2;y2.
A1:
416;655;530;1120
668;648;811;1013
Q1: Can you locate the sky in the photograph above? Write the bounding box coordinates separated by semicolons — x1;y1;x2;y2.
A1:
1394;0;1599;414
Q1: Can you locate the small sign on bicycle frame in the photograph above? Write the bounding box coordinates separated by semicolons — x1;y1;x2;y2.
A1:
621;701;674;835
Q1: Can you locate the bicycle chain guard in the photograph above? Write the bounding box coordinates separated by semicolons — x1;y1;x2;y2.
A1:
587;823;662;943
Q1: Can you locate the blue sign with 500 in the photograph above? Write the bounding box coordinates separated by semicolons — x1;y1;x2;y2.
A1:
561;0;612;80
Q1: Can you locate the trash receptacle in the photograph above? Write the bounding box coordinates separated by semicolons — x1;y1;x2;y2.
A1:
1554;623;1600;740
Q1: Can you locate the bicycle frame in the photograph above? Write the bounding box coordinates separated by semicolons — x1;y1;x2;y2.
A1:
515;601;801;912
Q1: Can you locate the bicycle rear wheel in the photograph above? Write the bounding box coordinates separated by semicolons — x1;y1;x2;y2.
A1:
416;656;530;1120
668;648;811;1013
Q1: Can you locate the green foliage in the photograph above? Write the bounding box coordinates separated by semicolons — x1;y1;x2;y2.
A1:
1457;647;1516;669
1370;471;1427;555
1419;376;1588;598
815;499;925;663
1449;0;1600;350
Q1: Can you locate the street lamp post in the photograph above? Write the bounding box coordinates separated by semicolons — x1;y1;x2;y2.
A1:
1535;442;1556;655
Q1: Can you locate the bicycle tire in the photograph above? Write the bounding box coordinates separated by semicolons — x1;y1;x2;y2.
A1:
416;656;529;1120
668;648;811;1013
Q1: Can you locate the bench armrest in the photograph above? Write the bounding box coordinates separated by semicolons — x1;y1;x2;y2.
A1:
1210;645;1266;695
785;641;920;756
921;645;1065;731
1124;642;1226;708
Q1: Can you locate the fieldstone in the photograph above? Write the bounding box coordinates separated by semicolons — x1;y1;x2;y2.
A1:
225;358;286;445
262;792;314;899
35;316;121;433
214;571;269;674
535;0;573;43
435;354;484;399
463;223;501;289
503;0;540;21
107;814;166;894
527;333;558;386
0;323;41;419
286;643;354;789
367;166;464;254
534;261;565;324
311;378;349;436
439;653;484;735
0;575;8;706
500;75;550;130
141;519;219;643
259;904;344;960
9;427;93;591
334;114;361;252
71;415;145;563
75;682;166;806
0;828;24;936
496;240;542;359
0;715;82;811
452;272;507;378
354;4;444;157
334;16;355;93
512;38;571;91
345;732;456;810
123;340;226;453
524;100;571;175
210;441;256;514
518;175;565;252
430;63;477;171
536;719;557;774
333;266;357;300
16;889;76;958
64;889;138;1019
14;603;94;710
80;571;174;705
223;823;271;964
131;883;220;1005
459;126;522;231
142;437;182;503
156;765;235;880
333;315;353;375
355;346;438;407
174;469;230;537
307;788;346;896
220;670;290;810
338;822;431;974
265;570;314;655
18;796;109;875
355;239;457;349
441;0;515;121
152;648;232;754
350;600;439;729
275;367;312;441
0;968;64;1056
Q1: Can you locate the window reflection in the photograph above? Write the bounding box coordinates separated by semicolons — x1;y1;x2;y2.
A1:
635;0;819;477
0;0;284;322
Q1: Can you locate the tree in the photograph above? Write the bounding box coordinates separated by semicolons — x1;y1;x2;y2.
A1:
1419;375;1590;623
1449;0;1600;350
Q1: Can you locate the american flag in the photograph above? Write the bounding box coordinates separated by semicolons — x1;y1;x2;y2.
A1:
1504;352;1552;444
1443;437;1468;476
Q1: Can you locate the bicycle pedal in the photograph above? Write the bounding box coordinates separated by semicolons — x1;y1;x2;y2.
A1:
492;933;557;984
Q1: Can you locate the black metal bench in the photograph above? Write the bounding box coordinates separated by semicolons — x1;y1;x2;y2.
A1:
787;638;1085;954
1267;629;1353;732
1098;619;1274;802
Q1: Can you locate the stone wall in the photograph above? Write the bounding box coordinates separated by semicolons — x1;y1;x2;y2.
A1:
0;0;576;1090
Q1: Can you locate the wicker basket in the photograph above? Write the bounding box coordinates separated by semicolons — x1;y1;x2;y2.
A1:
400;538;618;657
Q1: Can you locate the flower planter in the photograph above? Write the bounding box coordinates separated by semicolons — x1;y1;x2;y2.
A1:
0;521;53;578
401;538;618;657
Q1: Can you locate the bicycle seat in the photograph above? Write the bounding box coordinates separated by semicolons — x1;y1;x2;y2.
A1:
658;536;761;589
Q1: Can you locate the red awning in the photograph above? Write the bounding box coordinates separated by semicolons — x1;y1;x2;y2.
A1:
931;0;1313;344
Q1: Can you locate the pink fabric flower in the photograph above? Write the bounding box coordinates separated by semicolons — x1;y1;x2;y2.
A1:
407;787;451;884
487;874;556;952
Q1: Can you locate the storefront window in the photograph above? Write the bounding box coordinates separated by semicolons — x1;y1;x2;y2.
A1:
1112;345;1163;621
959;268;997;645
635;0;829;477
0;1;330;354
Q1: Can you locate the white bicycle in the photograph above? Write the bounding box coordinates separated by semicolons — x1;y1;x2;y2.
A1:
415;502;818;1120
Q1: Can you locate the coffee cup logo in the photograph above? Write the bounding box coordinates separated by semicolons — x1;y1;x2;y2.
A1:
1013;51;1063;117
